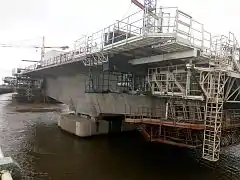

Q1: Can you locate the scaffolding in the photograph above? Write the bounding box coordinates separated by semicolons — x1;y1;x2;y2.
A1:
15;76;42;102
19;3;240;162
23;6;212;72
143;0;158;34
125;32;240;161
85;71;147;94
202;71;225;161
137;123;203;148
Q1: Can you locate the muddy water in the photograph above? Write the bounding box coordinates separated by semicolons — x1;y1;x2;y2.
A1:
0;93;240;180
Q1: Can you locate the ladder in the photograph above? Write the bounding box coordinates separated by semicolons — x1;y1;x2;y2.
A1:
202;71;225;161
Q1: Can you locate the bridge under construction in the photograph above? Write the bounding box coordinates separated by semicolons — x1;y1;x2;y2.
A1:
13;0;240;162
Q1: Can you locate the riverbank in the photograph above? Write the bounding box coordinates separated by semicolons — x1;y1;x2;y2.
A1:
12;103;64;113
0;88;13;95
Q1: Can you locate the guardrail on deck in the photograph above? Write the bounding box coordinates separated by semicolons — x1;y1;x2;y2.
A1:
21;6;240;75
22;6;214;72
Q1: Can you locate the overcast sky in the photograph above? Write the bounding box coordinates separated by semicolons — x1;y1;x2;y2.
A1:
0;0;239;82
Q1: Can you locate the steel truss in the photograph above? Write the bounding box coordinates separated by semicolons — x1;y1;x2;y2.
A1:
167;99;205;124
224;77;240;102
147;64;240;102
147;64;205;100
147;66;231;161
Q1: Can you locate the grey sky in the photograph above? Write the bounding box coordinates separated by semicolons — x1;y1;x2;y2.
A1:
0;0;239;82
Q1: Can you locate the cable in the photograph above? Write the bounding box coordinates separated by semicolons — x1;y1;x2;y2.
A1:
121;0;132;19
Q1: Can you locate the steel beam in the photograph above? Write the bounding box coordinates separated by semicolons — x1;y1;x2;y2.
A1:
129;49;198;65
131;0;145;9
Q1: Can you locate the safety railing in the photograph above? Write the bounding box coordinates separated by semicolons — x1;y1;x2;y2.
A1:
126;106;166;121
74;9;144;57
175;9;212;54
158;7;177;34
210;34;240;70
228;32;240;71
41;52;74;67
126;100;205;125
22;6;239;72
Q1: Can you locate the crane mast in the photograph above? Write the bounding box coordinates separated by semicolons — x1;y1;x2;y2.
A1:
144;0;157;10
131;0;157;9
131;0;157;33
144;0;157;33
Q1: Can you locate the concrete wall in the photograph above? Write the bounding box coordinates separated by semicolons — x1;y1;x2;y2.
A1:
45;73;165;117
26;60;165;118
58;114;136;137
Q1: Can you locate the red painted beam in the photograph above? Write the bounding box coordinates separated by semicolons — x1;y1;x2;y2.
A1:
131;0;145;9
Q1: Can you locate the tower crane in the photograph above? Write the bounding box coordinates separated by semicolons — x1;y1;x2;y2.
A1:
0;36;69;76
0;36;69;62
131;0;157;10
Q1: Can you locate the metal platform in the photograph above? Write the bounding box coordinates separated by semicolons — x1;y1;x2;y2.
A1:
22;6;212;72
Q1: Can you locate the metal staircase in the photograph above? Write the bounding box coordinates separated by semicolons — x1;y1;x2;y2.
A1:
202;71;225;161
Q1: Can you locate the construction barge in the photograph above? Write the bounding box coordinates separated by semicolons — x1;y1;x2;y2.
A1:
12;0;240;162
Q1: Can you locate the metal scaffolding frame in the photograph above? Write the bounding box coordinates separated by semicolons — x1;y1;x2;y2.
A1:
15;76;42;101
202;71;226;161
85;70;147;94
137;123;203;148
19;3;240;162
125;100;205;127
23;6;212;72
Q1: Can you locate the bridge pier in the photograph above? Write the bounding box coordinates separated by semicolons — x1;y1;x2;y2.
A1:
58;114;135;137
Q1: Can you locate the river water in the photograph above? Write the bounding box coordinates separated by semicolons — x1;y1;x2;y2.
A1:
0;93;240;180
